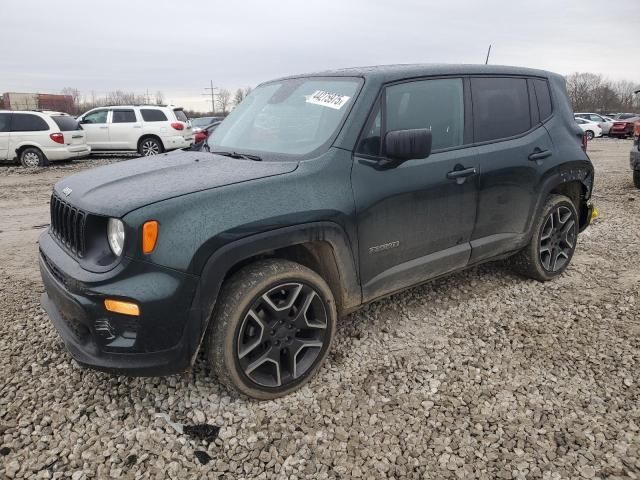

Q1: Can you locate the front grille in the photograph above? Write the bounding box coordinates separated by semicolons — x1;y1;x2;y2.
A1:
50;193;88;257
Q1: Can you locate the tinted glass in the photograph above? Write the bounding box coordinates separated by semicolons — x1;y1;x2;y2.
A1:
208;77;361;157
532;79;552;120
112;110;137;123
472;77;531;142
191;116;215;128
173;109;188;122
386;78;464;151
141;109;168;122
357;105;382;156
11;113;49;132
0;113;10;132
52;115;80;131
83;110;108;124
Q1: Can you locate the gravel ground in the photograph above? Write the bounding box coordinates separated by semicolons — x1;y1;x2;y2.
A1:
1;140;639;479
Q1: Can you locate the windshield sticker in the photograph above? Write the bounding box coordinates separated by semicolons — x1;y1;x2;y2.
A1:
306;90;351;110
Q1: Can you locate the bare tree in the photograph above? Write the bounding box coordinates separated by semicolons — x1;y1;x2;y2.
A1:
233;88;245;106
216;88;232;114
155;90;165;105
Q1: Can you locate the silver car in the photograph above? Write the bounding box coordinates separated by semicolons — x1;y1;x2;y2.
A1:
574;112;615;135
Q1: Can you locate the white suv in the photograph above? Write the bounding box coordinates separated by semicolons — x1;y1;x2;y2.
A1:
0;110;91;167
78;105;193;156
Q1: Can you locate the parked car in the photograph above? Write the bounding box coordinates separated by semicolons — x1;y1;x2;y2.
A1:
575;117;603;140
40;64;594;399
191;116;223;133
77;105;193;156
574;112;615;135
0;110;90;167
610;116;639;138
193;120;222;144
631;121;640;188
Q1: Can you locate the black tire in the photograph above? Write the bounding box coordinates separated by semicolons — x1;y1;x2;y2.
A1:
209;259;337;399
511;194;579;282
19;147;48;168
138;137;163;156
584;130;594;141
634;170;640;189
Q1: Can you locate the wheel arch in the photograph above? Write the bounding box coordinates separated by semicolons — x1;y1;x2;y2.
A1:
137;134;164;153
15;143;46;161
197;222;361;328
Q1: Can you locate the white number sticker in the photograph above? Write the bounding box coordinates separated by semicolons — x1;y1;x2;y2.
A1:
306;90;351;110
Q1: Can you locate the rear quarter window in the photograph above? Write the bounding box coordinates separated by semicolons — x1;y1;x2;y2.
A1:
532;79;553;120
11;113;49;132
471;77;531;143
141;109;168;122
51;115;80;131
173;109;188;122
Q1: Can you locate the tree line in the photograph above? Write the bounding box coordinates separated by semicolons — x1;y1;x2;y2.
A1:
565;73;639;113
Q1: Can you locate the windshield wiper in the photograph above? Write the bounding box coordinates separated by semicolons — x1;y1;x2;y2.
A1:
210;150;262;161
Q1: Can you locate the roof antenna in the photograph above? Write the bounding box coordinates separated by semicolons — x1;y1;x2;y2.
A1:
485;44;492;65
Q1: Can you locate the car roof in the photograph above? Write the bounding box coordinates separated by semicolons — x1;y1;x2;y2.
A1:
90;105;183;109
268;63;555;84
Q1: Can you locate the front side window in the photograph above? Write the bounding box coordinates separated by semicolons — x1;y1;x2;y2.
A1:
385;78;464;151
83;110;108;124
472;77;531;142
112;109;137;123
0;113;11;132
141;109;168;122
11;113;49;132
207;77;362;158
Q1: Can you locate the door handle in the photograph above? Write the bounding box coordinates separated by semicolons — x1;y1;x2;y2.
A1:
99;126;108;129
447;166;477;180
528;149;552;161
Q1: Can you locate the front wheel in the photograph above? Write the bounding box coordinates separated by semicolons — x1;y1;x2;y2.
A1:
511;195;579;281
584;130;594;141
634;170;640;189
209;259;337;399
20;147;48;168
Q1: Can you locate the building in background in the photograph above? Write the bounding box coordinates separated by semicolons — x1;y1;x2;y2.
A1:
0;92;74;113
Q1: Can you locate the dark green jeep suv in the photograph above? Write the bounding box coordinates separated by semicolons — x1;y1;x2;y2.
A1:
39;64;594;399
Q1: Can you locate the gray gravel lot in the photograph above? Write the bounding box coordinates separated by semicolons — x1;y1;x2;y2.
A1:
1;141;639;479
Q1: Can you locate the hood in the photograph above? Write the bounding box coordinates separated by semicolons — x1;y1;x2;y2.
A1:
54;150;299;217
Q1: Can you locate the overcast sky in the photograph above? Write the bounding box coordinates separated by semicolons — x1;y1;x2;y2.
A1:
2;0;639;111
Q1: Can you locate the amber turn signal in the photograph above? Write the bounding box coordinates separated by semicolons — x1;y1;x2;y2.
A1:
104;299;140;316
142;220;159;254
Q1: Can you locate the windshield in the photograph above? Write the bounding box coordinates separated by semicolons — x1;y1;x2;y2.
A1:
207;77;361;158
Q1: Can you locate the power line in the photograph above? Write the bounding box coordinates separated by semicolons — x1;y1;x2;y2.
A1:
203;81;218;114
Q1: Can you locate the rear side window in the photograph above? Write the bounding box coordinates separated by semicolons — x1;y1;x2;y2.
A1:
173;109;188;122
0;113;10;132
51;115;80;131
141;109;168;122
11;113;49;132
532;79;552;120
112;109;137;123
385;78;465;151
471;77;531;142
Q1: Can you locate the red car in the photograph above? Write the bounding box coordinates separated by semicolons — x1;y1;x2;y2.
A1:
610;116;639;138
193;120;222;143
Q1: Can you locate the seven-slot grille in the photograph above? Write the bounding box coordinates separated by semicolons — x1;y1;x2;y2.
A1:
50;193;88;257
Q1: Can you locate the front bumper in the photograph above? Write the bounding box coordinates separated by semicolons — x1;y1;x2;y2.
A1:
39;230;204;376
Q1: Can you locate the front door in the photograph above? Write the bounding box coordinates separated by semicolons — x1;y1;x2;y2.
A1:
0;113;10;160
80;109;110;149
352;77;479;302
109;108;142;149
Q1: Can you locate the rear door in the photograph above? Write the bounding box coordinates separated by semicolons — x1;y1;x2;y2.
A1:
80;109;110;148
109;108;141;149
0;113;10;160
9;113;50;152
51;115;86;146
469;76;554;263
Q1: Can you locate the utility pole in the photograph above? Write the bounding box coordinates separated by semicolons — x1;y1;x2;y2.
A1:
485;44;492;65
203;81;218;114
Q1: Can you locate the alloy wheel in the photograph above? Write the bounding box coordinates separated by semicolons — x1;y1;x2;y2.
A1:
236;282;329;388
539;205;576;272
23;152;40;167
141;140;160;156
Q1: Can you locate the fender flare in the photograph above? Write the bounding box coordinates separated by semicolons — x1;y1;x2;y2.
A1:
196;221;362;330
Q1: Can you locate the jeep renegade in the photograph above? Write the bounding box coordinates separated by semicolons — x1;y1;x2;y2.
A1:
39;65;595;399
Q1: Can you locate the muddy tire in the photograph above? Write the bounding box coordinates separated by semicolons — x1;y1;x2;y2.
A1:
20;147;48;168
634;170;640;189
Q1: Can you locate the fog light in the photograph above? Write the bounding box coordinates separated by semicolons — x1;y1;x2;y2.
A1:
590;205;599;224
104;299;140;317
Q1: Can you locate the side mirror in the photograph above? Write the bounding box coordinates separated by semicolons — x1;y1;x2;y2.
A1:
384;128;432;163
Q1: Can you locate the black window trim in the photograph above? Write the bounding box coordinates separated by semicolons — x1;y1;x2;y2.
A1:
355;74;473;161
531;76;554;123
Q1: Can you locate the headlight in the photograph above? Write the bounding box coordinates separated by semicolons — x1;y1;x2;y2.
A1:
107;218;125;256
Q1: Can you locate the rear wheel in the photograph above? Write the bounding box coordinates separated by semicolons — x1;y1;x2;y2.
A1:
20;147;48;168
511;194;578;281
634;170;640;189
584;130;594;141
138;137;163;156
209;259;337;399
